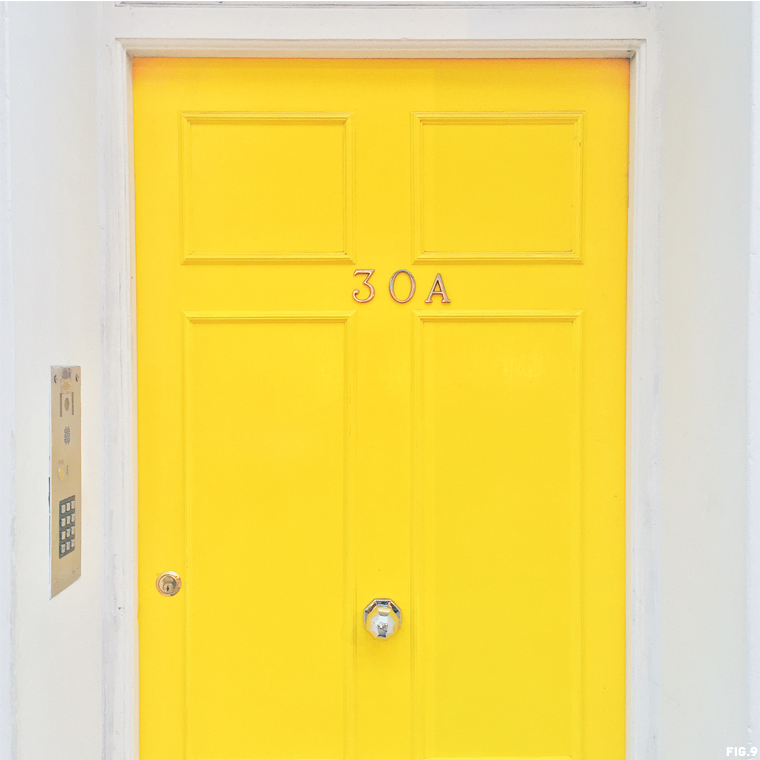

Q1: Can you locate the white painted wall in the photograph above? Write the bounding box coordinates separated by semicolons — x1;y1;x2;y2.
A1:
0;2;102;759
0;2;756;759
662;3;751;756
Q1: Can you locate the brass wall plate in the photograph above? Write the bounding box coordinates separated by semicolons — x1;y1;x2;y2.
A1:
50;366;81;597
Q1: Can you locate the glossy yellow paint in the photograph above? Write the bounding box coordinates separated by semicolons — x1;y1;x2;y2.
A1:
134;59;628;760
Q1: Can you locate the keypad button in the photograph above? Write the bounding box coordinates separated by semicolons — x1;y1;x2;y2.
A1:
55;498;77;558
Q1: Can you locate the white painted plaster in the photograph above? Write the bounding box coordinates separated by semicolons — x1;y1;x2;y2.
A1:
0;4;15;760
751;0;760;749
662;2;751;756
2;2;102;759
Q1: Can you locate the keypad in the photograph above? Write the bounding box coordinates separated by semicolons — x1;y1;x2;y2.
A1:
58;497;76;557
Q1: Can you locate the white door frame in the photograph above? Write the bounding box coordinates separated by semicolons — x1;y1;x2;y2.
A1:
98;4;663;758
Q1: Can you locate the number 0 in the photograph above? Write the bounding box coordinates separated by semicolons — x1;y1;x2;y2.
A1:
389;270;416;304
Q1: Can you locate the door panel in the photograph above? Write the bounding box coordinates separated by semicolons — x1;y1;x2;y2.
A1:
185;315;354;760
415;314;581;760
413;114;582;260
134;58;628;760
181;113;354;262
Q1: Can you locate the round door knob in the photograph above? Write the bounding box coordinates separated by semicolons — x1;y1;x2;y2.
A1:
364;598;401;639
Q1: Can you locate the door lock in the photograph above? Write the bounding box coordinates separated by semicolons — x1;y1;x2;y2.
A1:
156;571;181;597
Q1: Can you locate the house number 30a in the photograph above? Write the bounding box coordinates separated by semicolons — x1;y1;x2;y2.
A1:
352;269;451;304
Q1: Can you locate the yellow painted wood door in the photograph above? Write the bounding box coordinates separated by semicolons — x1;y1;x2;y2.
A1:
134;59;628;760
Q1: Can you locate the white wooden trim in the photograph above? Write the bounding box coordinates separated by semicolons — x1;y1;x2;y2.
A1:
120;38;643;57
748;2;760;747
626;37;662;760
99;6;663;759
99;26;138;760
117;1;647;7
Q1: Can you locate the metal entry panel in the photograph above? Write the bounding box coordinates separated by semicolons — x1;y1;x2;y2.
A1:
51;366;81;597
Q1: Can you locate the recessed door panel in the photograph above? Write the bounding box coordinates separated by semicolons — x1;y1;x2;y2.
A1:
415;314;581;760
185;315;353;760
182;114;353;262
413;115;582;261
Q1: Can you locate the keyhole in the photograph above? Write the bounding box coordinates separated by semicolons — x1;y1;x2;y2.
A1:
156;572;181;596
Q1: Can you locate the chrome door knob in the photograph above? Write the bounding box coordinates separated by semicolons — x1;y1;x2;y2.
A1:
364;598;401;639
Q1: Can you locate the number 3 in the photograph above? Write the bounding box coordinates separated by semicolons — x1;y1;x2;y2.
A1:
352;269;376;303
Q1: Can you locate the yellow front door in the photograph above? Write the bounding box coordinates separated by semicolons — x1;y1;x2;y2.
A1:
134;58;628;760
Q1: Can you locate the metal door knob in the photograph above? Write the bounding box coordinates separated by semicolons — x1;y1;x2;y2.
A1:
364;598;401;639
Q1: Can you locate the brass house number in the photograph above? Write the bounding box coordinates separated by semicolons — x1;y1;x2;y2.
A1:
352;269;451;304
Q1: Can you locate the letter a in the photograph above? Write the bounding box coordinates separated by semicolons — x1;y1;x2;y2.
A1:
425;273;451;304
